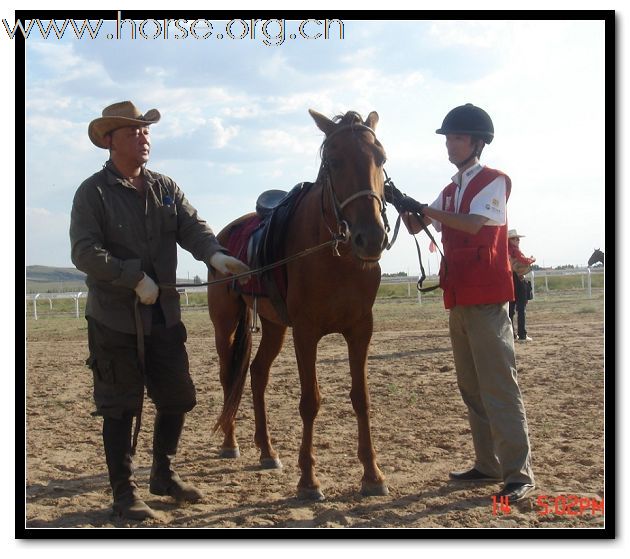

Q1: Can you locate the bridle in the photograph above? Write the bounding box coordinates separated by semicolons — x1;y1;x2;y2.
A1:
318;121;443;291
319;123;390;251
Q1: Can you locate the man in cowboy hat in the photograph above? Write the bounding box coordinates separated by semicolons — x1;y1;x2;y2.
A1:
70;101;250;521
507;229;536;342
402;104;535;503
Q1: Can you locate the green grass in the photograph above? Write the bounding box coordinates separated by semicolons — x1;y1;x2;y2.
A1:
532;273;604;291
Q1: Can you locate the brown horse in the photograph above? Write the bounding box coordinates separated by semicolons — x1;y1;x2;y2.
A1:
208;109;389;500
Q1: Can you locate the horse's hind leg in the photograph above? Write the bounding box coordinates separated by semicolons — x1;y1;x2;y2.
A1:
251;317;287;469
343;314;388;497
209;285;245;458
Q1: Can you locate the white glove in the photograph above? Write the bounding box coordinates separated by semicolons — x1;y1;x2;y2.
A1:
209;252;250;276
134;273;159;305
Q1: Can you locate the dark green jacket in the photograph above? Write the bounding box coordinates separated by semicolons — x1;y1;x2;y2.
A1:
70;161;224;334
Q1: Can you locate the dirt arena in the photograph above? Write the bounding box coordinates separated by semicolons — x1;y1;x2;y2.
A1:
24;289;606;530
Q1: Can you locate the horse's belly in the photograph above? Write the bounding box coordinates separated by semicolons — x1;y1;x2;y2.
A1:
242;294;286;327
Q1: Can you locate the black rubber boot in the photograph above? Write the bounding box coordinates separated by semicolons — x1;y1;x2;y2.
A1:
103;414;157;520
149;413;203;502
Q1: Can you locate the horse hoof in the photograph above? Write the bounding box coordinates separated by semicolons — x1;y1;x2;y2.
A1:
219;447;240;459
297;487;325;501
361;482;389;497
260;457;282;470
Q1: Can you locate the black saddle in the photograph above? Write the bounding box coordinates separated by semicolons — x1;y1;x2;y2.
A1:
256;189;295;219
239;183;311;325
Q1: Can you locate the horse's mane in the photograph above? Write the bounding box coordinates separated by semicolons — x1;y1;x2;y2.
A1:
332;111;364;126
317;112;364;157
315;112;365;183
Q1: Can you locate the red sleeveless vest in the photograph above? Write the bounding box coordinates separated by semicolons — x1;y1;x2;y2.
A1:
438;166;514;309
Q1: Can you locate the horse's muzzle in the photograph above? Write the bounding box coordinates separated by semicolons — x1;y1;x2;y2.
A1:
351;224;387;261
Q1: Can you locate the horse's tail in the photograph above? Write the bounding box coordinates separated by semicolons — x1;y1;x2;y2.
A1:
213;300;252;433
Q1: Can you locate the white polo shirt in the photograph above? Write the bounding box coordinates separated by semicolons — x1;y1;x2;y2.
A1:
430;163;507;232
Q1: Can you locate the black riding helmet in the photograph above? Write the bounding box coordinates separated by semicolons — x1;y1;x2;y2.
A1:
436;103;494;144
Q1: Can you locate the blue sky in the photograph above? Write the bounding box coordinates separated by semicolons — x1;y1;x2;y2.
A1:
21;15;608;277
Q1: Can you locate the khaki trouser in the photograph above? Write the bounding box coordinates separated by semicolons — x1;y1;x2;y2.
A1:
449;303;534;485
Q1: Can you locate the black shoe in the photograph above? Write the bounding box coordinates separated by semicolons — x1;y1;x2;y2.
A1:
493;482;535;502
449;467;501;482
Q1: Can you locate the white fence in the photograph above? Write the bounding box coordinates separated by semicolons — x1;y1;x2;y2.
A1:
380;266;605;303
25;267;604;319
24;286;209;320
529;266;605;299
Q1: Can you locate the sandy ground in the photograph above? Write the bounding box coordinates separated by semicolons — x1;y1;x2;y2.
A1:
24;290;606;531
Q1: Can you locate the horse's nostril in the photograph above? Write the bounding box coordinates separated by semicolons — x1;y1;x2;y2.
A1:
354;233;365;248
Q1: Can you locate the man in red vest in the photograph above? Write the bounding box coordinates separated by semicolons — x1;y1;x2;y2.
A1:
403;104;535;503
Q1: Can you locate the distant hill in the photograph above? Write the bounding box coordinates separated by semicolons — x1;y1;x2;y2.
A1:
26;265;87;283
25;266;87;293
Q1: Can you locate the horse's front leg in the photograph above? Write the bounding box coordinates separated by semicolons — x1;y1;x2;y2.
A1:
343;313;388;496
292;326;324;500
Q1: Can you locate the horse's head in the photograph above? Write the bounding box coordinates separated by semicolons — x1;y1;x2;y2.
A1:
310;109;388;263
588;248;604;267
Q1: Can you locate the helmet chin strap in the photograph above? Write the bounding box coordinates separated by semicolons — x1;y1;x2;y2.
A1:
454;151;477;169
454;140;483;169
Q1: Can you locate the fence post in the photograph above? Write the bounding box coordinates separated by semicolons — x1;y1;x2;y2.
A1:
544;273;549;292
587;268;592;299
33;294;40;321
74;292;83;318
530;271;536;299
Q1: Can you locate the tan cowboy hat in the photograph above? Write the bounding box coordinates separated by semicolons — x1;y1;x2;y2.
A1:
507;229;525;239
88;101;161;148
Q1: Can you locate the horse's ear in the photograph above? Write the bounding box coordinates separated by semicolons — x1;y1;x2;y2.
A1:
309;109;335;136
365;111;379;130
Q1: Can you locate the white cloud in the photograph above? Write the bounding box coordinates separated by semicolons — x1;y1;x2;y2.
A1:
340;46;379;65
257;50;293;79
427;20;509;48
221;164;243;175
258;128;317;155
27;41;114;86
25;207;52;218
207;117;239;148
221;104;261;119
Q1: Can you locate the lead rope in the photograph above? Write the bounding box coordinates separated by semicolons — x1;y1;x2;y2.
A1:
131;297;144;455
383;170;445;292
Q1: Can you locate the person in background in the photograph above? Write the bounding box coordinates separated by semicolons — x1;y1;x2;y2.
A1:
507;229;536;343
70;101;250;521
401;103;535;503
